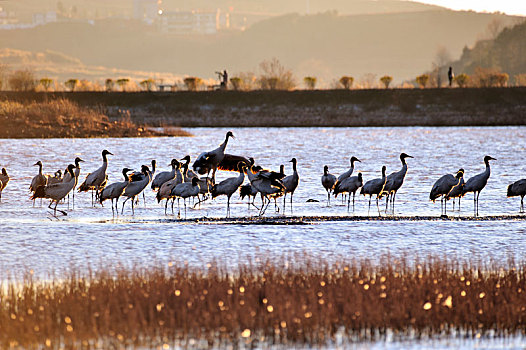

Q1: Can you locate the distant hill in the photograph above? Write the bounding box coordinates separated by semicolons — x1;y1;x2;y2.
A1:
0;10;520;86
448;20;526;80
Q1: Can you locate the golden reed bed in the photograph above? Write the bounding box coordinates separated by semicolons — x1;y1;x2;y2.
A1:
1;256;525;348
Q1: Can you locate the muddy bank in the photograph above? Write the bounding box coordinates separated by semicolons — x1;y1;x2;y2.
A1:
0;98;191;138
2;88;526;127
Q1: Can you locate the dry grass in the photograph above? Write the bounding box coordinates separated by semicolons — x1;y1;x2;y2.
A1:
1;256;526;348
0;98;191;138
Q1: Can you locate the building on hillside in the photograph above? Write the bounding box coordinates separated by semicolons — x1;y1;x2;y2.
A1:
158;10;222;35
134;0;161;24
32;11;57;26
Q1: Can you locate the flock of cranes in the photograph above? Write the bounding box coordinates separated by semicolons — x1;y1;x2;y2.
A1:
1;131;526;218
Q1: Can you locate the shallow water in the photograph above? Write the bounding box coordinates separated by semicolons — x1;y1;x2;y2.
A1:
0;127;525;278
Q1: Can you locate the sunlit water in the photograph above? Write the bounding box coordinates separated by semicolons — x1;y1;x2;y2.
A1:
0;127;525;279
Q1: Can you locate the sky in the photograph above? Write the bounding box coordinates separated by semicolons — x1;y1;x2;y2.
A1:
411;0;526;16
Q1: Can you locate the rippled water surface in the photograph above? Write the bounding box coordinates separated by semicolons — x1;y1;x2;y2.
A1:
0;127;525;278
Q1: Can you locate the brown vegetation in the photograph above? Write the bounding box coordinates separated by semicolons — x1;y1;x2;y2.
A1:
0;98;190;138
1;256;526;348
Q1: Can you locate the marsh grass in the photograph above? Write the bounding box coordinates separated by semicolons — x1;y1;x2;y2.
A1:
0;99;191;138
1;256;526;349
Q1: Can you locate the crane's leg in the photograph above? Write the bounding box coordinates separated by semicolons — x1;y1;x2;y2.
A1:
110;198;114;216
347;194;351;212
385;194;389;213
121;197;129;215
227;196;230;218
458;197;461;212
143;191;146;207
131;197;135;216
473;193;477;216
72;187;75;210
352;192;356;213
368;196;372;215
327;190;330;206
444;198;448;215
91;189;94;207
521;195;524;213
477;191;481;216
452;198;455;212
290;192;293;213
184;199;187;219
376;196;381;216
165;199;169;215
283;193;287;214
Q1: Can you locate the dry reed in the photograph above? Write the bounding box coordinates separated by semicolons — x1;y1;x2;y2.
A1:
1;256;526;349
0;98;191;138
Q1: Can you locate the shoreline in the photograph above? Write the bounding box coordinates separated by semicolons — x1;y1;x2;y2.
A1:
2;87;526;128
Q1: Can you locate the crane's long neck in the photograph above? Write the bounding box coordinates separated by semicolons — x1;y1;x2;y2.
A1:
220;135;231;152
292;161;297;174
484;160;491;178
122;170;128;181
323;168;328;176
37;163;43;175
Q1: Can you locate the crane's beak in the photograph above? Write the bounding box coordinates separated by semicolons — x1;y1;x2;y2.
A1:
356;158;361;162
490;156;497;161
78;158;85;162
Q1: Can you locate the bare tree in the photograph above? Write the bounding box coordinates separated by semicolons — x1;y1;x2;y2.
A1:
116;78;130;92
358;73;377;89
258;58;295;90
8;69;36;91
0;64;9;91
432;46;452;88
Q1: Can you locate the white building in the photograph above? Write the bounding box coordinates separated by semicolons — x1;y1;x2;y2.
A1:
158;10;220;35
134;0;161;24
32;11;57;26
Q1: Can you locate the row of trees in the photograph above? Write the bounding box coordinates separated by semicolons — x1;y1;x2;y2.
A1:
1;61;524;93
415;68;518;88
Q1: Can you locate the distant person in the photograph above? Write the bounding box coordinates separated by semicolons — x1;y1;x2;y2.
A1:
448;67;454;87
222;70;228;90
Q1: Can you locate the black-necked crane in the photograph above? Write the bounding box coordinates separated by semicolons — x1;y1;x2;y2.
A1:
0;167;9;202
282;158;299;213
239;183;259;209
151;159;179;191
211;162;246;217
46;170;63;185
78;150;113;206
430;169;464;216
180;155;199;180
334;173;363;212
62;157;84;209
30;161;47;207
382;153;413;214
121;165;151;215
507;179;526;213
246;162;286;216
446;170;465;211
31;164;77;216
360;166;387;215
99;167;132;215
321;165;337;206
462;155;496;216
192;131;234;182
156;162;184;214
335;156;360;203
171;177;200;218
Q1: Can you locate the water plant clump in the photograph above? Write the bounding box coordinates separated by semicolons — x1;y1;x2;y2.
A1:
1;256;526;348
